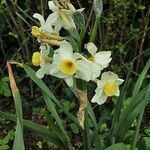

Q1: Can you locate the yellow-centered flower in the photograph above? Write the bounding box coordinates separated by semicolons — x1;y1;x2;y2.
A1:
50;40;92;87
32;45;52;79
85;42;112;80
91;72;124;105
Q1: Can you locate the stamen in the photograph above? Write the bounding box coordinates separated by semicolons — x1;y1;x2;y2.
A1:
103;82;118;96
59;60;77;75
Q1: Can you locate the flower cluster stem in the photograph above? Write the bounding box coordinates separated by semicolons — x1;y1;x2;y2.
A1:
90;16;100;42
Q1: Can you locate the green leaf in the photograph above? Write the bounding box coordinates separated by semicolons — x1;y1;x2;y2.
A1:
23;65;73;149
68;28;79;40
0;145;9;150
132;59;150;96
87;102;103;149
112;63;133;135
104;143;125;150
93;0;103;17
12;91;25;150
42;92;69;145
64;36;79;52
115;85;150;141
137;5;145;10
23;65;78;125
70;123;79;134
73;12;85;29
0;77;11;97
140;137;150;150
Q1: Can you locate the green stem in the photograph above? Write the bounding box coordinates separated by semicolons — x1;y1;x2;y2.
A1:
130;108;145;150
90;16;100;42
84;109;91;150
78;28;85;52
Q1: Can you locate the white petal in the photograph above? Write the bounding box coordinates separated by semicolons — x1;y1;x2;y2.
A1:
85;42;97;55
40;45;46;51
59;41;73;59
40;59;45;68
64;76;73;87
74;53;91;61
91;63;101;80
77;8;85;12
75;60;91;81
95;51;112;68
115;78;124;85
101;72;118;82
46;12;59;26
36;68;45;79
96;81;104;92
60;10;76;30
48;1;59;12
91;90;107;105
51;71;68;78
42;24;54;32
43;64;51;75
54;19;63;33
97;93;108;105
66;2;76;13
33;13;45;25
50;63;60;74
114;88;120;97
41;48;49;56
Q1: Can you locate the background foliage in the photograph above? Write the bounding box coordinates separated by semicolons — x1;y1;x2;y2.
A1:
0;0;150;149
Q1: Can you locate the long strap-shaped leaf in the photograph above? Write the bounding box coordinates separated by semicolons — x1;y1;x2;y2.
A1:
23;65;74;149
23;65;78;125
7;62;25;150
87;102;103;149
132;58;150;96
42;92;73;149
116;84;150;141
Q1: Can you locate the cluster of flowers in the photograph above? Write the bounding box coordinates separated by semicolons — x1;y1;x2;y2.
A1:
31;0;124;105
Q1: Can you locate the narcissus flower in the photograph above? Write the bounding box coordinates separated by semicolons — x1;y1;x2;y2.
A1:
48;1;77;31
32;45;52;79
91;72;124;105
32;13;54;33
31;13;63;45
85;42;112;80
50;40;92;87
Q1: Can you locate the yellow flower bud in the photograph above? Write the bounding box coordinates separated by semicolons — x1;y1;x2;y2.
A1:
32;52;41;66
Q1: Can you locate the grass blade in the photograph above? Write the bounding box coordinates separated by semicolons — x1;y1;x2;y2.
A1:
42;92;73;149
23;64;78;125
132;58;150;96
116;84;150;141
7;62;25;150
111;63;133;137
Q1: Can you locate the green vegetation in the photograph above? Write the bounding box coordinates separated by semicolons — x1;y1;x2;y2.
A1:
0;0;150;149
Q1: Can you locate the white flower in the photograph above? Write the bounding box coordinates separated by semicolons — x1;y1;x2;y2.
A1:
33;13;54;33
85;42;112;80
47;1;76;31
91;72;124;105
50;40;92;87
35;45;51;79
